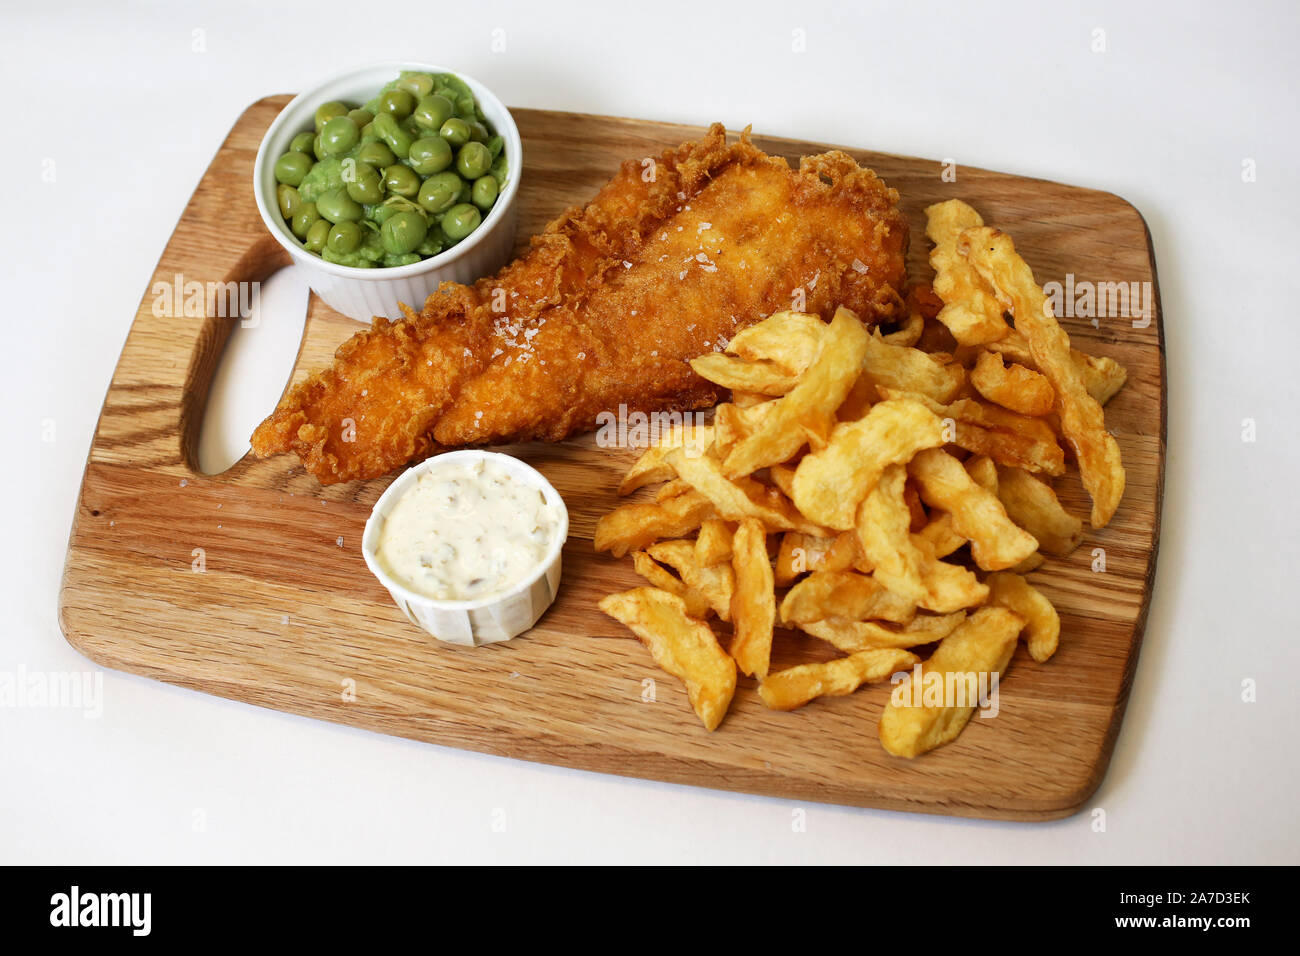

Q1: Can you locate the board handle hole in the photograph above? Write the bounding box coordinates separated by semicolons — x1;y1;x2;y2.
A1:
195;265;310;476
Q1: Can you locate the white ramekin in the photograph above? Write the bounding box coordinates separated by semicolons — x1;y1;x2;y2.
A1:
362;451;568;647
253;62;522;323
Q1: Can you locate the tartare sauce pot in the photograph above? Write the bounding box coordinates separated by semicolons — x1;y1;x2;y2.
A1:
362;451;568;646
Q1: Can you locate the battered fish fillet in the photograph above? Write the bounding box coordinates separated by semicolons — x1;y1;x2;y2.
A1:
251;124;908;484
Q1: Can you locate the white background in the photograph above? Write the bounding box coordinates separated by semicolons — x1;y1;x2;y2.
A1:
4;0;1298;864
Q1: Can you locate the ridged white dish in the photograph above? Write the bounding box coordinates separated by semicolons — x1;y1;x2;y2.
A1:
362;451;567;647
253;62;521;323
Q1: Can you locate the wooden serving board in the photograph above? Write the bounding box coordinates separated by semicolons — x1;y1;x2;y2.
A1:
59;98;1164;821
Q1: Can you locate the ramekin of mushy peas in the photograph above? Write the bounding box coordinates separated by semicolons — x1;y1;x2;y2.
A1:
253;63;521;322
272;70;508;268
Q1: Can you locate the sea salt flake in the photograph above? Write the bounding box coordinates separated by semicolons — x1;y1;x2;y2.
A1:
851;258;869;274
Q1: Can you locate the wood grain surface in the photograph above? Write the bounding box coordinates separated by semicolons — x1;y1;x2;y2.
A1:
58;97;1165;820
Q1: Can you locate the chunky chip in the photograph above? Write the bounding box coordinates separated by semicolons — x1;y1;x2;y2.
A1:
729;519;776;679
907;448;1038;571
779;571;916;625
878;606;1022;757
617;423;715;495
668;448;826;535
599;588;737;731
924;200;1011;345
861;331;966;403
995;466;1084;556
880;307;925;348
961;227;1125;527
773;531;866;584
656;478;693;501
694;518;734;567
631;550;711;620
730;390;770;408
792;398;947;530
647;539;736;621
916;512;966;558
964;454;999;492
987;330;1128;406
855;465;988;613
722;306;870;477
759;648;919;711
690;353;800;395
594;490;715;557
768;463;798;500
799;611;967;652
726;310;826;373
877;387;1066;476
970;349;1056;417
986;572;1061;662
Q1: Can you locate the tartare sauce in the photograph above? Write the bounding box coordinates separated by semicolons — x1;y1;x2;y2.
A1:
375;457;562;602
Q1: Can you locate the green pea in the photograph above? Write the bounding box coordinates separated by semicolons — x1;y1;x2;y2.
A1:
316;189;364;223
417;173;460;214
320;116;360;157
291;202;321;240
345;164;384;203
304;217;331;252
380;210;428;255
440;73;472;99
416;231;444;257
456;141;492;180
327;220;364;254
356;140;396;168
408;136;453;175
274;151;313;187
373;113;413;159
471;174;498;211
277;184;302;219
490;155;509;185
382;164;421;198
439;117;470;148
313;133;326;161
397;72;435;98
485;135;504;159
442;203;481;241
347;108;374;128
289;131;316;154
377;89;415;120
466;120;489;144
413;94;454;131
314;101;348;131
